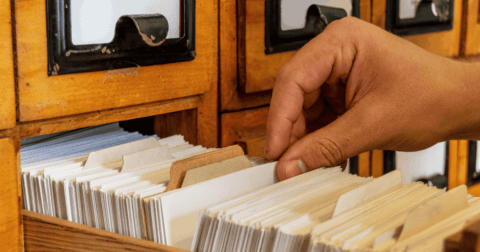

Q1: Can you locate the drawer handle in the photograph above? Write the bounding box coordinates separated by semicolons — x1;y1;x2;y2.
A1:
264;1;353;54
47;0;196;76
386;0;453;36
113;14;169;48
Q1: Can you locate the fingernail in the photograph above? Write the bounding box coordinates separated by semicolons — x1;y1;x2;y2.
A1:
297;159;308;173
285;159;305;179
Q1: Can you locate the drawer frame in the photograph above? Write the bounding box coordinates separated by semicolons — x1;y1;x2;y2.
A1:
0;0;16;130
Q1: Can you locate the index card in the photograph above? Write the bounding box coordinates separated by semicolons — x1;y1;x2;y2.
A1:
333;169;403;216
121;146;173;173
397;185;469;242
84;137;161;169
160;162;277;250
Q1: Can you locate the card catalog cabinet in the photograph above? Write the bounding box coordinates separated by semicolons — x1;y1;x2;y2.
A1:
0;0;16;130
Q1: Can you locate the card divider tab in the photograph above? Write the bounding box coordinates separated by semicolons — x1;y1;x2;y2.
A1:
84;137;162;170
332;169;403;217
396;184;470;242
166;145;245;191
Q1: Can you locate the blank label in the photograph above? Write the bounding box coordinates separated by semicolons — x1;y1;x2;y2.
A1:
70;0;180;45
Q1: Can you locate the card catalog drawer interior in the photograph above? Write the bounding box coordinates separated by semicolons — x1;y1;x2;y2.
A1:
15;0;218;122
0;0;15;130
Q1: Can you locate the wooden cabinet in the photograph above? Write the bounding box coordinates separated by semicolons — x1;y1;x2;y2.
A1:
14;0;218;123
0;138;22;252
0;0;16;130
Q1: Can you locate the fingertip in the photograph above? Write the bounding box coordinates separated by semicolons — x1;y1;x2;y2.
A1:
276;159;304;181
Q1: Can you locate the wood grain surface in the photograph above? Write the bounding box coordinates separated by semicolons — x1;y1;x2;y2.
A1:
221;106;269;148
0;138;22;252
463;0;480;55
449;140;459;189
0;0;16;130
238;0;296;94
219;0;272;111
371;149;384;178
23;210;188;252
358;151;371;177
15;0;218;121
19;96;200;139
155;109;198;145
235;134;267;157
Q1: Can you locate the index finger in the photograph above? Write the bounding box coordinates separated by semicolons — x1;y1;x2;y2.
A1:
264;32;339;160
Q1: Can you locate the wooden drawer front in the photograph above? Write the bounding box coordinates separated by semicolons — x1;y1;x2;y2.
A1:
465;0;480;55
221;106;268;155
372;0;462;56
238;0;372;94
15;0;218;122
0;0;16;130
220;0;371;111
0;138;21;252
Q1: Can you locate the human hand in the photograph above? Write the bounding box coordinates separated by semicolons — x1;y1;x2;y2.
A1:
265;17;477;181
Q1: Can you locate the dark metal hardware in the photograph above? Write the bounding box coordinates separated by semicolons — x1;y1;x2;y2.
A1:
47;0;195;76
349;156;358;175
386;0;454;36
467;141;478;186
384;150;396;174
417;174;448;189
264;0;358;54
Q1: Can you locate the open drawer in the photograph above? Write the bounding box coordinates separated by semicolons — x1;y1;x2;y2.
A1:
14;0;218;122
220;0;372;111
23;210;186;252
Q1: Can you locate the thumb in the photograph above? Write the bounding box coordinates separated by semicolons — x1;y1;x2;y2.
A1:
276;105;379;181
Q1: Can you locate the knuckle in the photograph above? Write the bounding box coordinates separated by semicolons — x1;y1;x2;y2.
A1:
305;137;344;168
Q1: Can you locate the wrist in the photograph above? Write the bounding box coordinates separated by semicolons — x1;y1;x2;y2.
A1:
445;60;480;140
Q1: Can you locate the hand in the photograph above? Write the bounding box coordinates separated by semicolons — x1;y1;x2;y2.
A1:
265;17;479;181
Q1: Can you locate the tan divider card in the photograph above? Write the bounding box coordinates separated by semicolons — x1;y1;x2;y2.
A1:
182;156;253;187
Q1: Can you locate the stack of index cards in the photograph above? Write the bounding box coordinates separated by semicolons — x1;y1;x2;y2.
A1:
191;167;480;252
20;123;212;239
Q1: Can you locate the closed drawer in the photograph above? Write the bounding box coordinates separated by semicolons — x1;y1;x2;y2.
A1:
221;106;268;155
372;0;463;56
0;0;15;130
15;0;218;122
0;138;21;252
220;0;372;111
